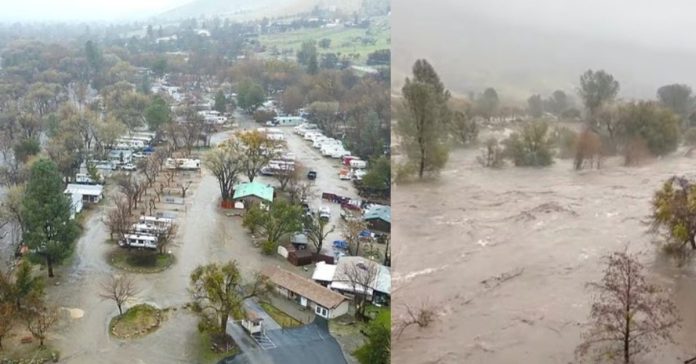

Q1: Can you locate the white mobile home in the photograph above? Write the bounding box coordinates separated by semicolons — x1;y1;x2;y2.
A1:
273;116;306;126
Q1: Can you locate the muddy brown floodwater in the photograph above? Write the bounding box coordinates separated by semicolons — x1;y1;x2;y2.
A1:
392;146;696;364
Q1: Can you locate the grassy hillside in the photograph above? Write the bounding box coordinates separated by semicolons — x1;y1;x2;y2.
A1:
259;16;390;64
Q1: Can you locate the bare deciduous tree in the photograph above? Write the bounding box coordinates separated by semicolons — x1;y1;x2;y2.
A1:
335;257;380;320
576;251;679;364
105;193;131;241
342;218;369;256
395;301;436;339
99;274;139;316
156;222;177;255
0;302;14;349
22;299;58;347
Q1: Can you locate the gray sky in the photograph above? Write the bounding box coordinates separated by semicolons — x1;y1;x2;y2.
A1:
453;0;696;54
0;0;193;21
393;0;696;101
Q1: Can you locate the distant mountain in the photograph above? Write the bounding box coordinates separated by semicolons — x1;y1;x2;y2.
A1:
159;0;362;21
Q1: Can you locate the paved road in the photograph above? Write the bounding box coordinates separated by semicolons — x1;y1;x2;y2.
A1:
236;113;359;257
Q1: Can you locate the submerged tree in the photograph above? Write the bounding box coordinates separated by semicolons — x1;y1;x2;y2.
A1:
576;251;678;364
650;176;696;260
503;121;554;167
657;84;692;122
578;69;620;121
396;60;450;179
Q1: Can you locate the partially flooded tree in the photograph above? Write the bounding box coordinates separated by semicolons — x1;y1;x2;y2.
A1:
203;139;244;201
99;274;139;316
396;59;450;179
450;110;478;145
657;84;692;121
503;121;554;167
574;129;602;170
190;261;245;334
578;69;620;121
22;298;58;347
650;176;696;260
477;137;504;168
0;302;14;350
304;214;335;256
242;200;303;255
22;159;79;277
342;218;369;257
237;130;278;182
576;251;678;364
106;194;131;241
616;101;679;160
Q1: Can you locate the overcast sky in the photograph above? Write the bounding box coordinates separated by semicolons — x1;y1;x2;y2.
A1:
0;0;193;22
393;0;696;100
444;0;696;54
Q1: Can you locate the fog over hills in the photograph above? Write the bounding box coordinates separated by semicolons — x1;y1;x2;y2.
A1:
159;0;362;21
393;0;696;103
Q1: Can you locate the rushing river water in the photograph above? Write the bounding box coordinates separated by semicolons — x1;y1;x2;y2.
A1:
392;145;696;364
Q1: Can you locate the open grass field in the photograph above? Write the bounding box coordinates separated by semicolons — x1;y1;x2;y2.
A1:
258;16;390;64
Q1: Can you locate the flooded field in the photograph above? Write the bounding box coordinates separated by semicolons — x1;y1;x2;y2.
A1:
392;146;696;363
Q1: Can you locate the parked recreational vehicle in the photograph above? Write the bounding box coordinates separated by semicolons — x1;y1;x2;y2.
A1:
350;159;368;169
119;234;158;249
139;216;173;229
165;158;201;170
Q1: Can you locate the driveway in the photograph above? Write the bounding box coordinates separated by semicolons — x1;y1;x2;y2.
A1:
222;317;347;364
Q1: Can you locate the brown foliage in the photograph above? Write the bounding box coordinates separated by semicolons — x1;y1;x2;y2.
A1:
22;298;58;347
574;129;602;170
623;137;651;166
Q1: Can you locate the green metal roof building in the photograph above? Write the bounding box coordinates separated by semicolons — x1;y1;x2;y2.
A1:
233;182;274;202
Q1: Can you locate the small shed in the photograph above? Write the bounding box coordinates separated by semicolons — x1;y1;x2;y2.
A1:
241;311;263;335
288;248;314;266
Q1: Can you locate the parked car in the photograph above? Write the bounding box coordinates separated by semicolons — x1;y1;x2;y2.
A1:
121;164;137;171
307;169;317;180
319;206;331;221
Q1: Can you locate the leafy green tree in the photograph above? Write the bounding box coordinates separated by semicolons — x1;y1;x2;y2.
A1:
354;309;391;364
547;90;569;116
657;84;692;122
190;261;251;334
450;110;478;145
503;121;554;167
650;176;696;259
144;96;171;131
476;88;499;120
237;79;265;113
213;90;227;114
152;58;167;77
21;159;79;277
578;69;620;119
362;155;391;191
396;60;451;179
297;40;318;68
318;38;331;49
13;138;40;163
616;101;679;157
242;200;303;255
527;94;544;118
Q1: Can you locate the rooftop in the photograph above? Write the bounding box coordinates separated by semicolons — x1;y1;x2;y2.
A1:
261;266;347;309
65;184;104;196
363;205;391;224
233;182;274;202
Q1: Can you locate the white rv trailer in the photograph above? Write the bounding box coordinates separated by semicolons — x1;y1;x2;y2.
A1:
119;234;158;249
139;215;173;228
